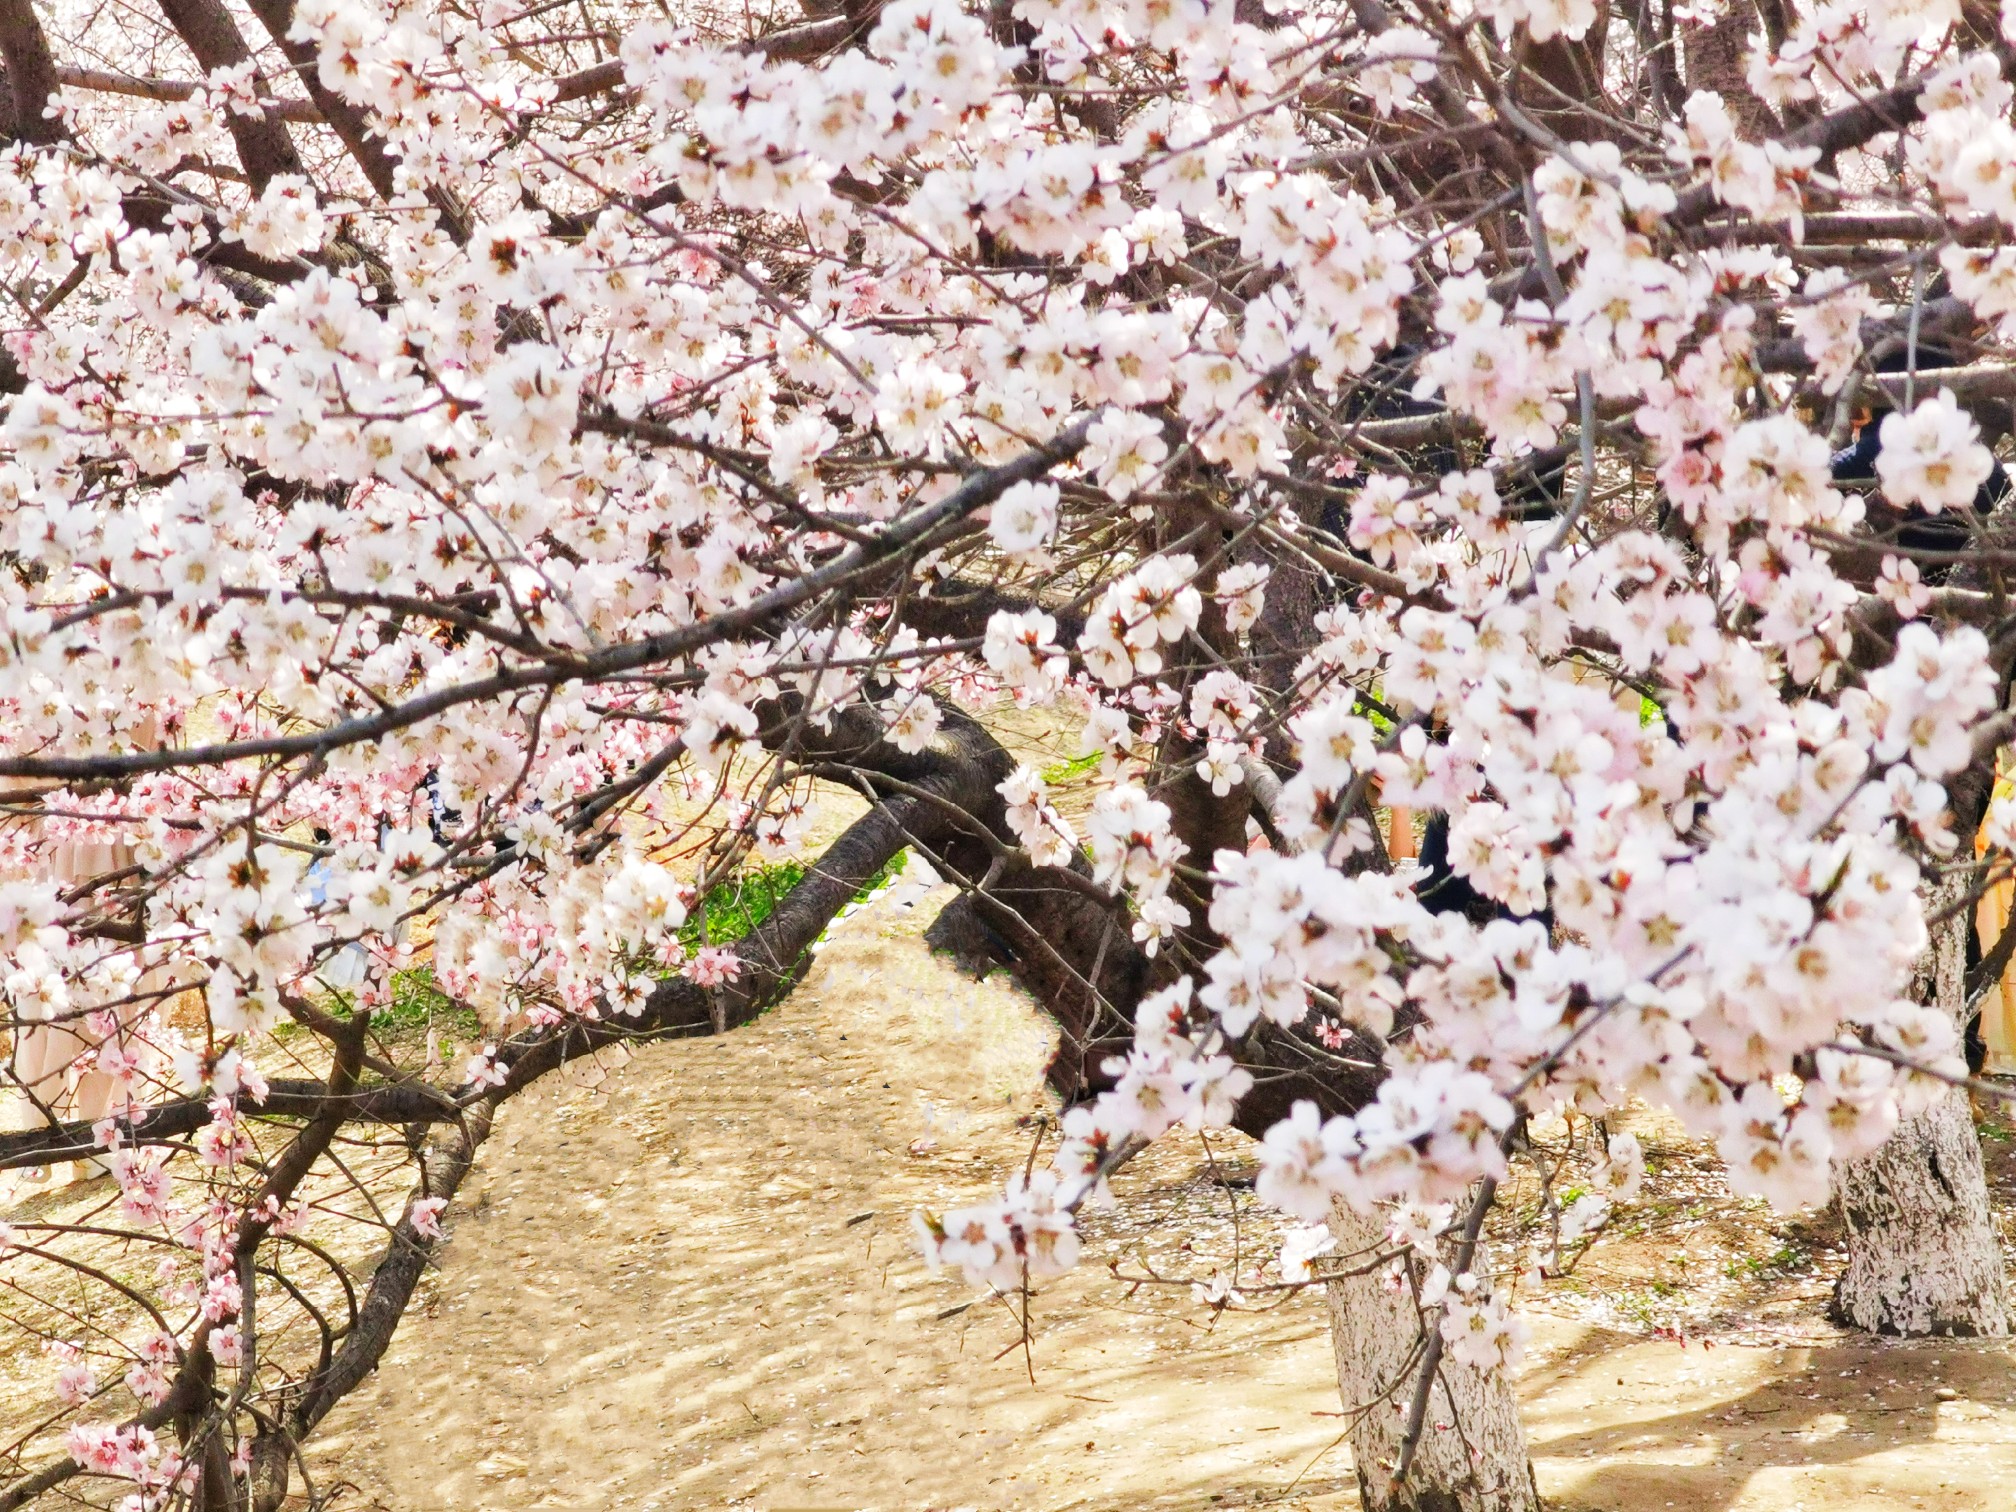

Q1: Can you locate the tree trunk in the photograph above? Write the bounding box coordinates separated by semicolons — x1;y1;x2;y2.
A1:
1831;880;2010;1336
1324;1201;1539;1512
1681;3;1779;138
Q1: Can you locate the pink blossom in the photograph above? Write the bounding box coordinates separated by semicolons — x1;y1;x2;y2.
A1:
410;1196;449;1240
682;948;742;987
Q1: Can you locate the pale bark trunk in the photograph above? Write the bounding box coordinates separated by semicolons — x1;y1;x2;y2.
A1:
1832;880;2010;1336
1324;1201;1539;1512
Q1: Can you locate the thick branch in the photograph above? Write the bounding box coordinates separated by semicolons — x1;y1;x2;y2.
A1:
0;1078;458;1170
53;62;316;120
1669;48;2016;228
0;416;1094;781
0;0;64;144
153;0;307;189
241;0;472;241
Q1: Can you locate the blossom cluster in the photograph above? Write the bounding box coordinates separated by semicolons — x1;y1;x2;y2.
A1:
3;0;2013;1475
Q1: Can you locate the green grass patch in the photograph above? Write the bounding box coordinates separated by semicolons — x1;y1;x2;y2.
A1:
686;859;809;948
316;851;917;1042
373;966;482;1038
851;848;909;902
1039;750;1102;785
682;848;910;951
1723;1243;1805;1280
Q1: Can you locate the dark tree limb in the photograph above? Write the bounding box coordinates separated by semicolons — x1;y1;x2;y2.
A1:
153;0;307;189
0;414;1094;783
240;0;473;242
0;0;64;144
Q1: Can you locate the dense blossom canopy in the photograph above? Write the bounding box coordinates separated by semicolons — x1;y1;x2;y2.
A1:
1;0;2015;1498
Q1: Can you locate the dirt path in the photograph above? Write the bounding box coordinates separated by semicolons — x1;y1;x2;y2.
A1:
311;876;2016;1512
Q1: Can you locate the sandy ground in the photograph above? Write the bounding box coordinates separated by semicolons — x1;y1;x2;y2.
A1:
308;868;1355;1511
292;871;2016;1512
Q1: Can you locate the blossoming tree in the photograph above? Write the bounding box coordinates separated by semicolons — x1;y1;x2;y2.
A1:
1;0;2015;1504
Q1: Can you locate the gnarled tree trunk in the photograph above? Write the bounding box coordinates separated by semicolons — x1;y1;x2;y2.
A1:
1324;1201;1539;1512
1832;879;2009;1336
783;614;1541;1508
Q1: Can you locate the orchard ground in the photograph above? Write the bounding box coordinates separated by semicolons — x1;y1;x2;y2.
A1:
0;744;2007;1510
7;849;2016;1510
256;868;2016;1512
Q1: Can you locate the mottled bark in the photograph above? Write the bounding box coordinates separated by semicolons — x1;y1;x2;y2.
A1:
1832;878;2010;1336
0;0;64;144
1682;3;1778;139
1246;541;1324;772
1325;1201;1539;1512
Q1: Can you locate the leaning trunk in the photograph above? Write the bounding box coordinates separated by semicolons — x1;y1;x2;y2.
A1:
1324;1200;1539;1512
1831;879;2010;1336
